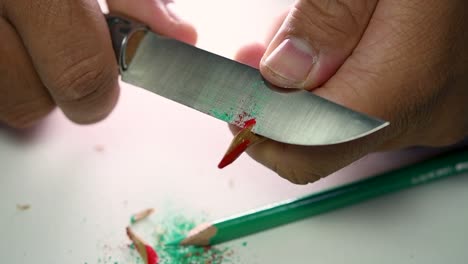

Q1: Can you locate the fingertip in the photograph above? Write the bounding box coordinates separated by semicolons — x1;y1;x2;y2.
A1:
108;0;198;45
234;43;266;68
163;2;198;45
163;21;197;45
60;75;120;124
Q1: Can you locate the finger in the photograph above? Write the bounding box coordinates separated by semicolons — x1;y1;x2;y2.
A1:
4;0;120;124
235;9;286;68
107;0;197;45
246;130;388;185
235;43;266;69
226;118;388;185
0;18;54;128
260;0;378;89
233;20;389;184
238;0;456;184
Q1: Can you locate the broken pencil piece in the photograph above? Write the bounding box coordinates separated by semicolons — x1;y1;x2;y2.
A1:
130;208;155;224
126;227;159;264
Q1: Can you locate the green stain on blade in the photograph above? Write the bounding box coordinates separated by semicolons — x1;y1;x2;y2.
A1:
222;82;267;128
208;80;268;126
210;109;234;123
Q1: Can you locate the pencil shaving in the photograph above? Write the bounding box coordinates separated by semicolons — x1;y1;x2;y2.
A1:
126;227;159;264
131;208;155;224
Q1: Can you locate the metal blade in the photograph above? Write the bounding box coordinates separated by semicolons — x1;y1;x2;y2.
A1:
122;32;388;146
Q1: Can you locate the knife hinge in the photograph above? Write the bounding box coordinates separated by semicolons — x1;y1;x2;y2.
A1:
105;14;148;72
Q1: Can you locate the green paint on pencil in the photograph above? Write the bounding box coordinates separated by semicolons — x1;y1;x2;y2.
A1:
127;212;236;264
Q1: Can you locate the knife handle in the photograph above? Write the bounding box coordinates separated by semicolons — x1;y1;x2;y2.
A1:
105;14;148;72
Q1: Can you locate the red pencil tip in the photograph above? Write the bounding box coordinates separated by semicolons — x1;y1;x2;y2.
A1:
217;157;230;169
218;140;251;169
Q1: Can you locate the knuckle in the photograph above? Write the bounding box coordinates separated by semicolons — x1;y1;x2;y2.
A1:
50;51;116;103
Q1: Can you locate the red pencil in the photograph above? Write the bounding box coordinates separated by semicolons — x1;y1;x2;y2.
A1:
218;119;266;169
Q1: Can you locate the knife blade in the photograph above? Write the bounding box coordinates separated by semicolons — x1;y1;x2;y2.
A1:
106;15;388;146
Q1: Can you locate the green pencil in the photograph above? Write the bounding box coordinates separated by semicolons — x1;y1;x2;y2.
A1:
168;149;468;246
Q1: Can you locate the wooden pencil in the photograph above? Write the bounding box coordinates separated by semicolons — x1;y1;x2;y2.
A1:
168;149;468;246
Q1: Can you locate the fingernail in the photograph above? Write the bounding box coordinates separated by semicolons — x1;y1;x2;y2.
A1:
263;37;317;88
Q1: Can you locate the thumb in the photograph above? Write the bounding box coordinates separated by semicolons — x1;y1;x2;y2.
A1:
260;0;377;89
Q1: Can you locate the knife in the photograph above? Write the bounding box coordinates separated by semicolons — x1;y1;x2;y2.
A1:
105;14;388;146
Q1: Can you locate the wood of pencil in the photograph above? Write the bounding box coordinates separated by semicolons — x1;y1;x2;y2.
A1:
168;149;468;246
130;208;155;224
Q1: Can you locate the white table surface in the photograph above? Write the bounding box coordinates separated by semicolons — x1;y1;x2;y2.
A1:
1;1;467;263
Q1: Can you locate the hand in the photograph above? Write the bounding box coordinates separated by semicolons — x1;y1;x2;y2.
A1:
0;0;196;128
234;0;468;184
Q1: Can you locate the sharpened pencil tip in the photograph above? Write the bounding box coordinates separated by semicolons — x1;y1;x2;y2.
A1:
217;140;251;169
217;157;231;169
217;119;264;169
